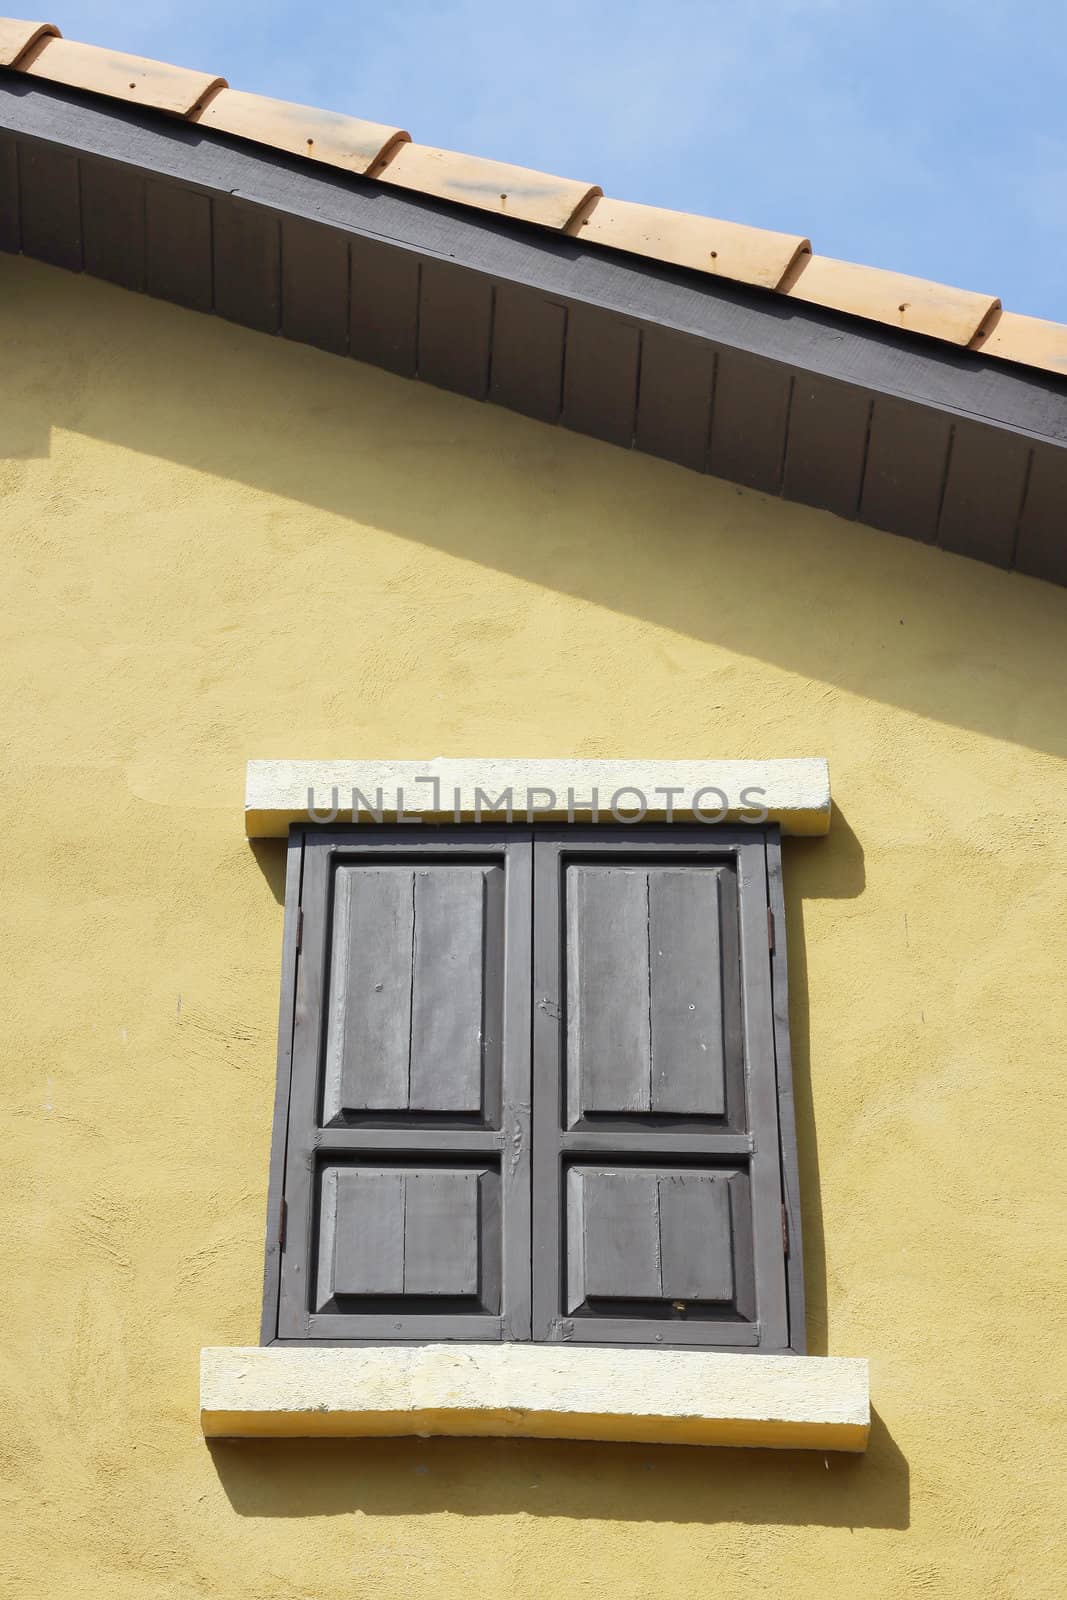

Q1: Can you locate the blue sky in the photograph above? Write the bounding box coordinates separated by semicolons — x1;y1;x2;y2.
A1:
53;2;1067;321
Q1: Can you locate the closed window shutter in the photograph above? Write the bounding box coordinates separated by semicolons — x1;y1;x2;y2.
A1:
532;827;797;1352
276;829;532;1342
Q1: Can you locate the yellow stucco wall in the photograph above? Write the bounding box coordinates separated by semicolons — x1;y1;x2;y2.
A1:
2;251;1065;1599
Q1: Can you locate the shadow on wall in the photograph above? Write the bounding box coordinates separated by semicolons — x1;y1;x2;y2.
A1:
2;256;1065;762
207;1407;907;1529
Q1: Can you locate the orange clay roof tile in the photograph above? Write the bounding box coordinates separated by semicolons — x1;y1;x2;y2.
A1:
780;254;1000;346
376;141;599;230
19;34;224;117
192;88;407;176
575;196;809;291
0;16;57;66
1;16;1063;379
969;309;1067;379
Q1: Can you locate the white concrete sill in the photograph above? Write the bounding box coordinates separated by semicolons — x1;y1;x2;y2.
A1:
244;757;831;837
200;1344;870;1452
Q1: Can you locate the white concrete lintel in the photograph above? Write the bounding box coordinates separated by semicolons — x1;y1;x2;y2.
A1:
200;1344;869;1451
244;757;831;837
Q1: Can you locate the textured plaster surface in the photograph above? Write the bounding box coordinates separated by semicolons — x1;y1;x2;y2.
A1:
201;1345;869;1449
2;253;1066;1600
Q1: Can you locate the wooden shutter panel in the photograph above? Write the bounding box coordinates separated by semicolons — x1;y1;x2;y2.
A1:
272;828;531;1342
532;827;801;1352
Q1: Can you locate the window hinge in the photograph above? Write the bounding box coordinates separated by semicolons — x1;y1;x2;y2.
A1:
295;908;303;953
767;907;775;953
781;1203;790;1257
278;1196;287;1249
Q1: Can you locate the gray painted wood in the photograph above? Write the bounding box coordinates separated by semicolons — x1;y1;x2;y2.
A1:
783;375;872;518
562;304;640;445
350;234;418;375
569;1168;661;1307
213;193;280;333
565;863;730;1123
258;830;304;1344
324;864;413;1117
534;827;793;1351
1014;440;1067;586
937;420;1031;568
409;866;494;1112
566;865;651;1121
566;1166;739;1310
276;828;531;1343
403;1169;481;1295
489;282;566;423
145;178;212;311
80;158;145;291
281;214;349;354
708;349;791;494
635;327;715;470
0;133;18;253
658;1171;735;1301
766;828;807;1351
649;867;726;1115
319;1167;405;1304
860;395;952;544
16;138;81;269
418;258;492;399
322;862;498;1119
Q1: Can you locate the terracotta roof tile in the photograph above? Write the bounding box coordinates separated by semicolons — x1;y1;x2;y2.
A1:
1;16;1063;379
192;88;407;177
969;309;1067;378
376;141;598;229
576;196;808;291
0;16;57;66
18;34;224;117
780;254;999;346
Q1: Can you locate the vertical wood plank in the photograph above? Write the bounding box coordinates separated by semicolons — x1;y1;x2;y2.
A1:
1014;442;1067;585
635;327;714;470
403;1170;480;1295
0;134;21;253
765;831;805;1349
17;140;82;270
259;830;305;1343
145;179;212;311
329;1169;406;1298
562;304;640;446
782;375;871;518
409;866;488;1113
566;866;651;1120
324;866;413;1118
281;215;349;354
489;283;566;422
80;159;145;291
418;258;493;398
736;834;789;1348
213;194;280;333
859;395;952;544
578;1169;661;1302
707;348;791;495
649;867;726;1116
937;420;1030;567
350;235;418;375
658;1173;734;1301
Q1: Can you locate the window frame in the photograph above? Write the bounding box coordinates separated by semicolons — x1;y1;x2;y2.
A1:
259;823;806;1354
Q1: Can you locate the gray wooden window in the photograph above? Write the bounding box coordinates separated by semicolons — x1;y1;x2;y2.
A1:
262;826;804;1353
